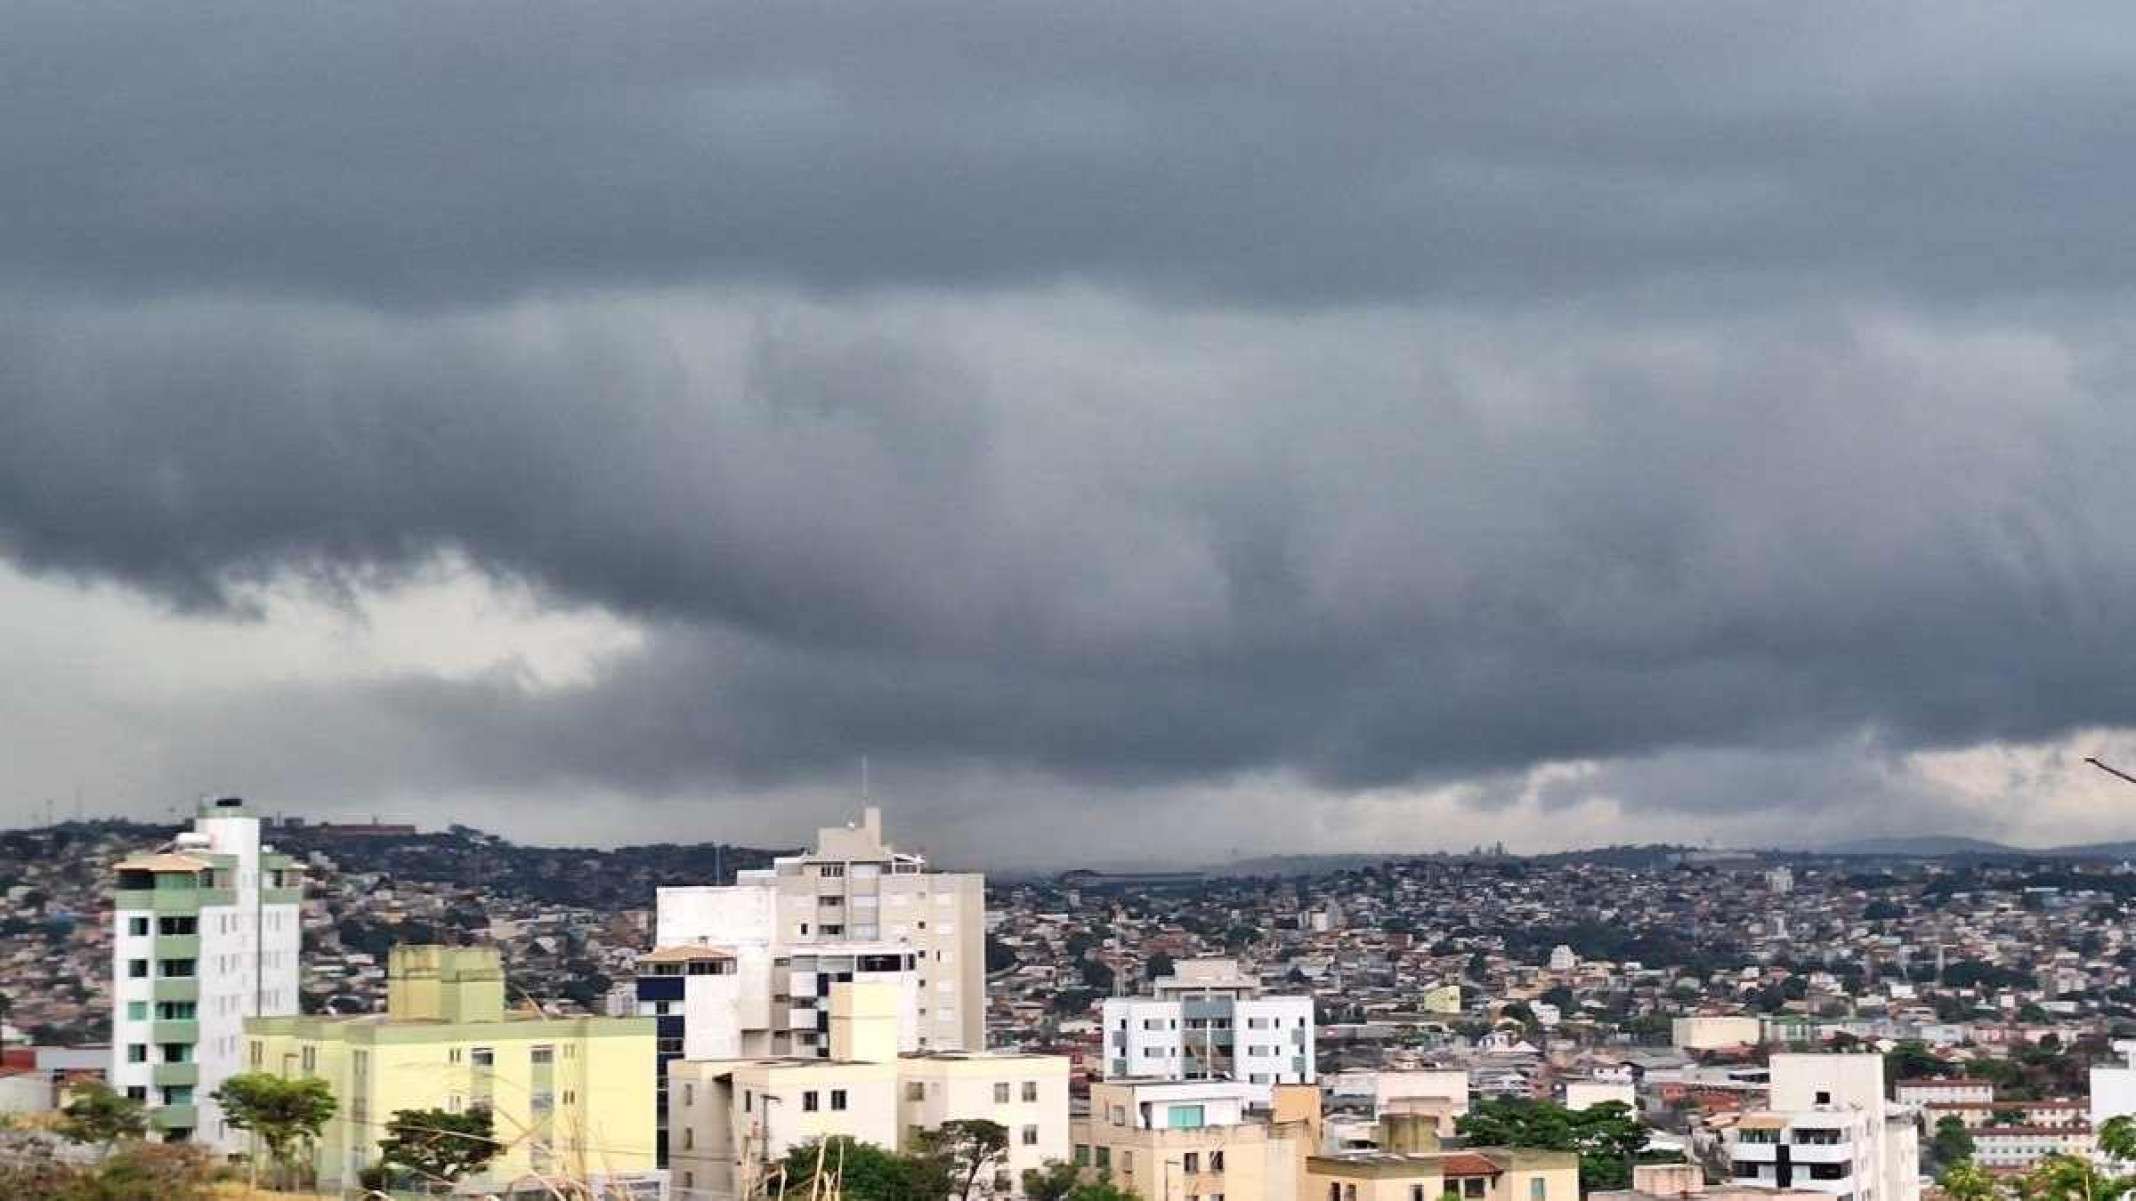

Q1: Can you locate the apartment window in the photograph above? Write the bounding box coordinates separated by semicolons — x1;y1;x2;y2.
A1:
1109;1106;1126;1126
156;1001;195;1020
1210;1152;1224;1172
1462;1180;1486;1199
684;1173;695;1191
1530;1181;1547;1201
1344;1186;1357;1201
127;1001;148;1021
1815;1091;1832;1105
127;917;149;937
995;1082;1011;1104
684;1127;695;1149
158;916;197;935
447;1094;464;1113
1022;1081;1038;1103
1023;1125;1039;1147
684;1083;695;1107
1183;1153;1200;1174
745;1091;753;1113
448;1048;463;1065
299;1046;316;1073
532;1045;555;1065
1412;1187;1427;1201
804;1090;821;1112
125;1086;147;1102
127;1044;148;1064
249;1041;263;1067
128;959;149;979
158;959;196;977
908;1082;927;1101
822;925;845;936
1095;1148;1111;1170
832;1090;849;1111
1075;1145;1091;1166
472;1047;494;1068
821;864;846;878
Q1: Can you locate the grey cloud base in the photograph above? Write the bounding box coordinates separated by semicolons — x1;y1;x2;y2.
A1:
4;290;2134;814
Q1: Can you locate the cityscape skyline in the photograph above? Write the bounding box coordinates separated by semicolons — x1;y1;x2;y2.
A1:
9;3;2136;857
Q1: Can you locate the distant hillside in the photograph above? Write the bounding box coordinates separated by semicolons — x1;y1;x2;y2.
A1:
1210;852;1402;877
1821;835;2022;857
1821;835;2136;860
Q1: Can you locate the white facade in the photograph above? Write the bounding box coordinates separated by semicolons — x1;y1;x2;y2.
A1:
109;797;301;1150
1726;1054;1919;1201
650;807;984;1054
2091;1046;2136;1164
668;983;1070;1201
1895;1079;1995;1107
1564;1080;1637;1112
1103;961;1315;1085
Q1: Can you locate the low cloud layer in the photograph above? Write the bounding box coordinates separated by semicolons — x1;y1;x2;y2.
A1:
4;2;2136;856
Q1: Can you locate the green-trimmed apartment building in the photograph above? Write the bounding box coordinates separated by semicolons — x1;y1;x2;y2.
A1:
110;795;304;1146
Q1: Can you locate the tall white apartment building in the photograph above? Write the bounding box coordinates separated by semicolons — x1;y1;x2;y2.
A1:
109;797;303;1148
1726;1054;1920;1201
1101;958;1315;1085
640;808;984;1162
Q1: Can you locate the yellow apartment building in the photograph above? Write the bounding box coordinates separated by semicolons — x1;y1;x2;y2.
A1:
244;945;658;1196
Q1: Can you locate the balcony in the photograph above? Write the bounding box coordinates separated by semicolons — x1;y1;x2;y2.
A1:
148;1104;198;1132
151;1021;199;1045
151;978;199;1004
1732;1143;1779;1162
1787;1142;1856;1164
152;1062;199;1088
261;886;302;905
114;889;231;914
154;934;201;960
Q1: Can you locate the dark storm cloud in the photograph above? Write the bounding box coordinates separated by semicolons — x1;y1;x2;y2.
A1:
7;291;2136;801
10;0;2136;837
5;1;2136;304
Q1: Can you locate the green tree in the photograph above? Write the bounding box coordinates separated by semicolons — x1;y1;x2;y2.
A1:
1931;1115;1977;1168
1994;1107;2029;1127
918;1118;1010;1201
781;1136;949;1201
2100;1115;2136;1165
1457;1099;1648;1191
1940;1159;2001;1201
213;1071;336;1189
375;1105;501;1194
57;1081;147;1154
1025;1160;1141;1201
2016;1153;2130;1201
1146;952;1177;981
1884;1041;1950;1089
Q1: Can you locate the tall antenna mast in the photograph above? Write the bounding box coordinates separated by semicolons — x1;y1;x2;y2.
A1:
861;755;870;801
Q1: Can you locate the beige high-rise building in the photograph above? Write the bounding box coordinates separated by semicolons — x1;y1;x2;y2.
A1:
643;808;986;1163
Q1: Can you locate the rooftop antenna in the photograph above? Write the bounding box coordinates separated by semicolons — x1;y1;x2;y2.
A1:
861;755;871;802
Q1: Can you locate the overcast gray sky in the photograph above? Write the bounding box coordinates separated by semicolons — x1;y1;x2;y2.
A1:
6;1;2136;865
